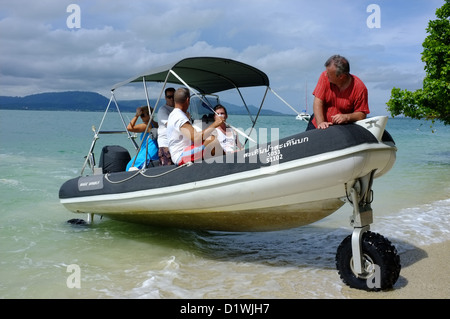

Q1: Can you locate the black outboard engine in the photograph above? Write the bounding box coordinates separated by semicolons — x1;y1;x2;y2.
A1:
98;145;131;174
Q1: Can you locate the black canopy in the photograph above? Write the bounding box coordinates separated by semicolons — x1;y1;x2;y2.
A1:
111;57;270;94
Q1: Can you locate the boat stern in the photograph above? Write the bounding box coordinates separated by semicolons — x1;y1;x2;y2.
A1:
355;116;388;142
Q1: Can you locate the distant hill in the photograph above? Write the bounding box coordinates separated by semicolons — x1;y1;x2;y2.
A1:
0;91;286;115
0;91;109;112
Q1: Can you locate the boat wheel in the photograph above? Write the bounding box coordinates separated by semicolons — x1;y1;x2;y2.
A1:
335;231;401;291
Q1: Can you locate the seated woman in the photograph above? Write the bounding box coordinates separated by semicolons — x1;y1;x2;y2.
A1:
126;106;159;171
211;104;243;153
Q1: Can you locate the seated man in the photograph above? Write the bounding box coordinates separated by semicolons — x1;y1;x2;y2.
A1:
167;88;224;166
156;87;175;166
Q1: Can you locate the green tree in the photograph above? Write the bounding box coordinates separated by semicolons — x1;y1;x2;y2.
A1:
387;0;450;125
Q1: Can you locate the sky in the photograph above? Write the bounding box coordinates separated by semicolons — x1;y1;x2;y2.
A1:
0;0;445;116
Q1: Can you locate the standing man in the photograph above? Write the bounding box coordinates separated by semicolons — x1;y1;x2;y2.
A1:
157;87;175;165
167;88;224;166
307;55;370;130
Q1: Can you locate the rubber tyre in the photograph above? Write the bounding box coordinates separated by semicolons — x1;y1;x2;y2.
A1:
336;231;401;291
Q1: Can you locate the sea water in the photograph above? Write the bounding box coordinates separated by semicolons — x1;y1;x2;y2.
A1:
0;110;449;299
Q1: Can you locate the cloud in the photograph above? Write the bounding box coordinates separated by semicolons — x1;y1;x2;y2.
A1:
0;0;444;116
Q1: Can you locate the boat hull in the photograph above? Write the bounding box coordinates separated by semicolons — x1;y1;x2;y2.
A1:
59;120;396;231
104;199;345;231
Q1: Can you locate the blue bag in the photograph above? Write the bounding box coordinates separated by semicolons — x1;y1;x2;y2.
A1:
126;132;159;170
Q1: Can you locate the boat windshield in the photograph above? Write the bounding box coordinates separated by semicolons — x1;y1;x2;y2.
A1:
188;94;219;123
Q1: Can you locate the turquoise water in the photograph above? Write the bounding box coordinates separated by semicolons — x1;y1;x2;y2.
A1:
0;110;449;299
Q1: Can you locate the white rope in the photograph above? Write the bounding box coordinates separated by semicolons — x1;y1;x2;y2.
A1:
104;162;193;184
269;87;301;116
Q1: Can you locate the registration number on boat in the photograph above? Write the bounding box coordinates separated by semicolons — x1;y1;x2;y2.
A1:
266;149;283;163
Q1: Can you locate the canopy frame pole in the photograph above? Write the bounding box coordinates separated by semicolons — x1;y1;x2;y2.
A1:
135;77;159;169
269;87;301;116
111;92;139;150
80;91;140;175
143;77;154;120
149;69;172;119
235;87;256;125
169;69;257;144
80;94;115;175
80;126;100;176
244;86;269;146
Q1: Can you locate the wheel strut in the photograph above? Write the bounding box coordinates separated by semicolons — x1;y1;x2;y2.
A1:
86;213;94;224
347;170;376;274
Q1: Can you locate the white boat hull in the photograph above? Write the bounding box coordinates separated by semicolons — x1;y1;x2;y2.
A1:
61;139;396;231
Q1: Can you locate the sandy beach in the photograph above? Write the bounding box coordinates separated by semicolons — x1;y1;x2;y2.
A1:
340;240;450;299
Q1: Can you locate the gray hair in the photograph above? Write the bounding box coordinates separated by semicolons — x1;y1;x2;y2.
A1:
174;87;190;104
325;55;350;76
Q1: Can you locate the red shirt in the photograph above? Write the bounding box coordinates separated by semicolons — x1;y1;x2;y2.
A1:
312;71;370;127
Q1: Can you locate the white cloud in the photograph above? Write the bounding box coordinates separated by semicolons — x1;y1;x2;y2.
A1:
0;0;444;116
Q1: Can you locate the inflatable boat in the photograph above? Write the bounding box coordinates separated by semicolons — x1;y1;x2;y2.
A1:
59;117;395;231
59;57;401;290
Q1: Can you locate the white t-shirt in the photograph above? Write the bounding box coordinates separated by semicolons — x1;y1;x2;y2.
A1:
167;108;191;164
157;104;174;148
213;128;239;153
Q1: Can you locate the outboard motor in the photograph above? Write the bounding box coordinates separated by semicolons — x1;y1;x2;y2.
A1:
98;145;131;174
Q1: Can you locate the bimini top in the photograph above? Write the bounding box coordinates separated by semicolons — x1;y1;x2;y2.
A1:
111;57;270;94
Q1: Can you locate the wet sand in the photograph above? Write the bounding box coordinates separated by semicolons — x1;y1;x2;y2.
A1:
341;240;450;299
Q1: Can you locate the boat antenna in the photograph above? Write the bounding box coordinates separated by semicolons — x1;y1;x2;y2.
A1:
305;81;308;113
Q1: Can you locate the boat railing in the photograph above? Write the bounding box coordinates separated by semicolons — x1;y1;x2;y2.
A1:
97;130;135;135
79;91;142;176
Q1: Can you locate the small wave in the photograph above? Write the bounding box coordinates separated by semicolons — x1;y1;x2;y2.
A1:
372;198;450;247
128;256;190;299
0;178;20;187
0;178;30;194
